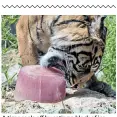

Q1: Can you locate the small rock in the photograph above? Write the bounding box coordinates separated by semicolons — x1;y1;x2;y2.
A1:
59;109;73;114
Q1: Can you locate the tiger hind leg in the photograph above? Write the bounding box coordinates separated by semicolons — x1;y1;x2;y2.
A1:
85;75;116;98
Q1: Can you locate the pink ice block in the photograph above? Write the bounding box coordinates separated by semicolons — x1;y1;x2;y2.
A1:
14;65;66;103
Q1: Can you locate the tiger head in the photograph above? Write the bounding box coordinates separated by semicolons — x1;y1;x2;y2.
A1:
40;15;107;86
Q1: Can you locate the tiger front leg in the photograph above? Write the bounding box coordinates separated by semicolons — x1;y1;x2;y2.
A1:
85;75;116;98
16;16;38;66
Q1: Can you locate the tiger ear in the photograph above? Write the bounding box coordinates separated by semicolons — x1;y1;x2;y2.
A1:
100;16;107;42
88;15;107;42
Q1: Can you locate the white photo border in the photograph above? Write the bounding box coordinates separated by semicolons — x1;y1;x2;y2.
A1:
0;0;117;117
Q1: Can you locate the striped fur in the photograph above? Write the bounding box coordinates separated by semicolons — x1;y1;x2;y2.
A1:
16;15;107;87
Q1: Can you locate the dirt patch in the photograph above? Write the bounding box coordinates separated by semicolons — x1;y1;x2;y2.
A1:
1;88;116;114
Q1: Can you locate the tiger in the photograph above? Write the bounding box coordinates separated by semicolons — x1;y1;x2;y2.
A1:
16;15;116;97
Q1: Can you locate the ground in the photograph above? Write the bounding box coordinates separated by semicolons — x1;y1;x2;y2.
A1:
1;88;116;114
1;49;116;114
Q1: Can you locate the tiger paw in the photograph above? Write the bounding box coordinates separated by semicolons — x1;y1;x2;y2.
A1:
106;90;116;98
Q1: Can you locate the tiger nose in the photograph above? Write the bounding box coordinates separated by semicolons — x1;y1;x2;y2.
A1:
48;56;61;63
